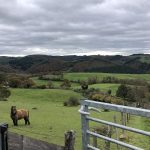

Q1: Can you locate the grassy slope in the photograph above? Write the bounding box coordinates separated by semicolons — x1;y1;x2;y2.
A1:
64;72;150;81
73;83;120;95
1;72;150;149
0;89;83;149
0;88;149;149
32;77;79;87
89;83;120;95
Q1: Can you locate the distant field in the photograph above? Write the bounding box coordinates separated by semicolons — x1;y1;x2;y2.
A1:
73;83;120;95
89;83;120;95
32;77;80;87
0;88;149;149
64;72;150;82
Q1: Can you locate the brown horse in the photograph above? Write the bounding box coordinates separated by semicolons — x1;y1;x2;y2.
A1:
10;106;30;126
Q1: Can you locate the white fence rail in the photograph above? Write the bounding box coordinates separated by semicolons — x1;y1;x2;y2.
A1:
79;100;150;150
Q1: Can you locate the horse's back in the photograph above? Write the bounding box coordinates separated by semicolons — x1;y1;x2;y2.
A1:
17;109;29;119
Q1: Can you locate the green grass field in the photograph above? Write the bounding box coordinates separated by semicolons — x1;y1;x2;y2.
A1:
89;83;120;95
64;72;150;82
0;72;150;149
32;77;80;88
0;89;83;149
0;88;149;149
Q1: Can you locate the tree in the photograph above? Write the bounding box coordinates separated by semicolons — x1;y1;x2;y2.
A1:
81;81;88;90
9;77;22;88
0;74;11;100
22;79;35;88
60;79;71;89
147;84;150;92
116;84;128;132
47;81;54;88
0;86;11;100
107;89;112;95
116;84;128;99
0;73;7;85
8;75;35;88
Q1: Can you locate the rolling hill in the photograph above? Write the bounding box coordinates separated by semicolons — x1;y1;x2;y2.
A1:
0;54;149;74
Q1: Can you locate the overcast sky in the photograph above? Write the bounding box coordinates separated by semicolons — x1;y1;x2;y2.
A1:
0;0;150;56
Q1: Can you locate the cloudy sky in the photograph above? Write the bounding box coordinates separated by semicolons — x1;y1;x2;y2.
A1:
0;0;150;56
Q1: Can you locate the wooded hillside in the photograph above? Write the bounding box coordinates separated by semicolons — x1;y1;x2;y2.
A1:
0;54;149;74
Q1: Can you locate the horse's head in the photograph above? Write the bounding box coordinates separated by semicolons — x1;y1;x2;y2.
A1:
11;106;17;117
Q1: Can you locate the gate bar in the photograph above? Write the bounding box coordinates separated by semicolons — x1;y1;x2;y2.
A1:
87;144;100;150
87;116;150;136
82;100;150;117
87;130;144;150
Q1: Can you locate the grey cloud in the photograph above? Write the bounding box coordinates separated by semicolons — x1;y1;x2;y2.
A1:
0;0;150;56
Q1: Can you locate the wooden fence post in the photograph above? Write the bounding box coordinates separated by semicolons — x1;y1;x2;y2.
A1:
64;130;75;150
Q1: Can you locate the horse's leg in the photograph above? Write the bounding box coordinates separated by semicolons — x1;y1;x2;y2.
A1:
24;117;27;125
13;119;16;126
15;119;18;126
27;117;30;125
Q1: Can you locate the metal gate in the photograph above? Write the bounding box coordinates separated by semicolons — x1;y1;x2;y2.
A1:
79;100;150;150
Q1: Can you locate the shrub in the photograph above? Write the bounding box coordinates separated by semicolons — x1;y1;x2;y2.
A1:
64;96;80;106
36;85;47;89
80;81;88;90
63;101;68;106
88;76;99;85
91;93;124;105
47;81;54;89
111;97;124;105
60;79;71;89
107;89;112;95
147;84;150;92
0;86;11;101
0;73;7;85
102;76;119;83
9;77;22;88
74;88;100;99
116;84;128;99
22;79;35;88
91;93;111;103
38;73;64;81
8;75;35;88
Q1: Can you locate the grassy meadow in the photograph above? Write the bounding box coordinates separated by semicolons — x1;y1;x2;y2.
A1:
32;77;80;88
0;89;83;149
0;72;150;149
64;72;150;82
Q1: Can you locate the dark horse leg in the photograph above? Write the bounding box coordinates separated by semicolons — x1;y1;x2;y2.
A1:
13;119;16;126
16;120;18;126
14;119;18;126
24;117;30;125
24;117;28;125
27;117;30;125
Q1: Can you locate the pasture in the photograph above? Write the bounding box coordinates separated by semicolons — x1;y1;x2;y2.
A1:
89;83;120;95
0;89;83;149
0;72;150;149
32;77;80;88
0;88;149;149
64;72;150;82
